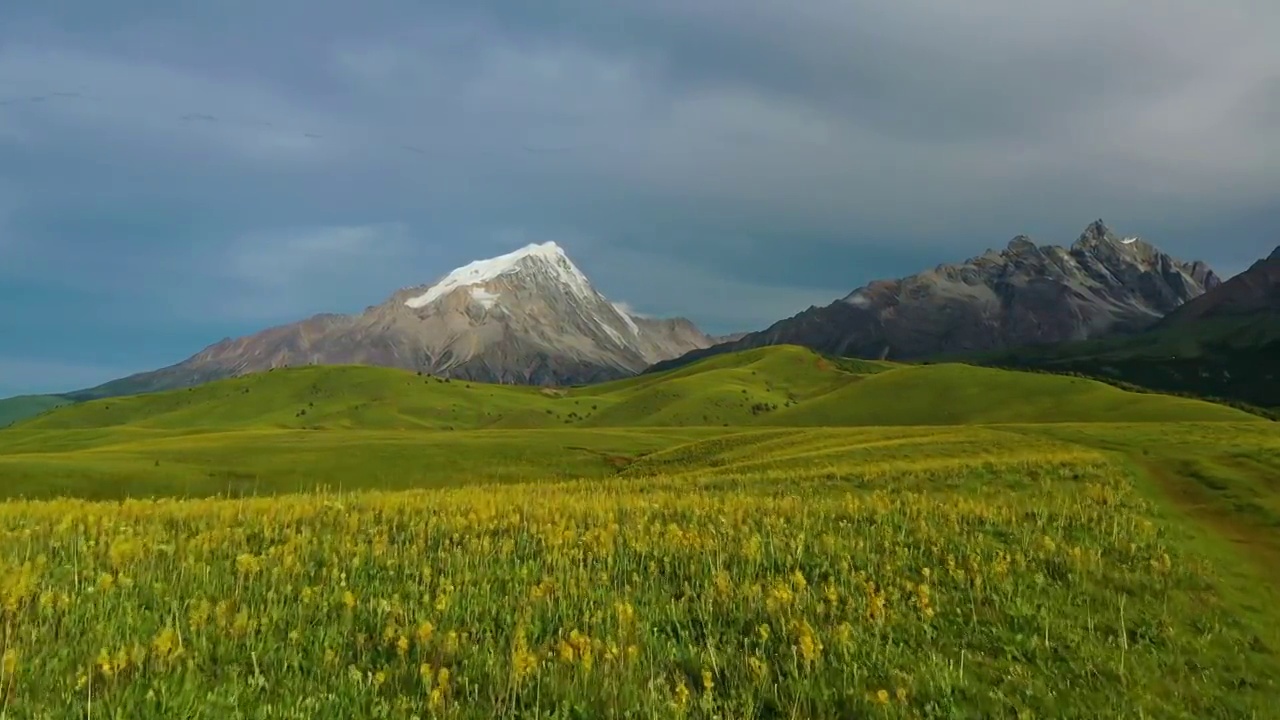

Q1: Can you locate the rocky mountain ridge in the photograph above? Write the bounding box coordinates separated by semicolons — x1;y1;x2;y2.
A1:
650;220;1220;372
958;242;1280;412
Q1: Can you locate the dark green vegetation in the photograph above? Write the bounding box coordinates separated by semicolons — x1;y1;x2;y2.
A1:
1;345;1277;716
959;312;1280;412
0;394;71;427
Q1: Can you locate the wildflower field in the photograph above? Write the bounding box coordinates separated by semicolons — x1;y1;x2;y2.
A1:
1;350;1277;717
2;441;1278;718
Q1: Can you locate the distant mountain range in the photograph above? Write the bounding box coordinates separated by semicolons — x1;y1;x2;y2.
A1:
67;242;713;400
5;220;1276;426
651;220;1220;372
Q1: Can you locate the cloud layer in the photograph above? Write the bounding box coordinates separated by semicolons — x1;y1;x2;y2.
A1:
1;0;1277;393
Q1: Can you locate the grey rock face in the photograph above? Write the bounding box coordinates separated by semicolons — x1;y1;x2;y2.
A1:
651;220;1219;371
73;243;713;399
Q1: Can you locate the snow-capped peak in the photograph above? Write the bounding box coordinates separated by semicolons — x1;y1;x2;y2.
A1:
404;241;595;309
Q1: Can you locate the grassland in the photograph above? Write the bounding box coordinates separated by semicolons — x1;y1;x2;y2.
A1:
2;431;1278;717
5;345;1254;434
0;346;1258;500
0;346;1277;717
0;394;70;428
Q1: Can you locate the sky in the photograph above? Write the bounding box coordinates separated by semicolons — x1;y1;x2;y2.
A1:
1;1;1278;396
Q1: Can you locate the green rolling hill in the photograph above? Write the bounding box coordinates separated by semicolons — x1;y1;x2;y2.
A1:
6;345;1256;435
0;394;72;427
0;344;1262;500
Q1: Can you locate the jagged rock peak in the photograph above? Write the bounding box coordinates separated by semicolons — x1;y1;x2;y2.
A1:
652;218;1221;374
1269;246;1280;261
1006;235;1038;253
1073;219;1115;248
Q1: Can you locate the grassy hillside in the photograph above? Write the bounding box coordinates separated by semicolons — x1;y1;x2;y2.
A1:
957;313;1280;410
11;365;560;432
765;362;1256;425
0;345;1260;503
0;427;729;500
6;346;1256;437
0;394;71;427
573;346;897;427
0;423;1118;502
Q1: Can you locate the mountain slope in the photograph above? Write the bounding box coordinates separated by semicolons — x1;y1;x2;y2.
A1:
958;245;1280;410
1158;245;1280;325
10;346;1256;436
68;242;712;399
651;220;1219;373
0;395;71;427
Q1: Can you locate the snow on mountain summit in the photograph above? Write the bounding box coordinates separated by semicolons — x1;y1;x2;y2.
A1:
404;241;594;309
385;239;712;374
63;239;713;394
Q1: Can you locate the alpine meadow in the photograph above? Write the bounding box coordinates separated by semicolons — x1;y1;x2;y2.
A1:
2;346;1278;718
3;1;1279;715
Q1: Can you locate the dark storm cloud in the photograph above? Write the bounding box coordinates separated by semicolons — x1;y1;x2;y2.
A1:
0;0;1277;393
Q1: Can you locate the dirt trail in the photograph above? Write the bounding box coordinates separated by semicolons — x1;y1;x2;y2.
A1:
1135;457;1280;584
1000;425;1280;590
